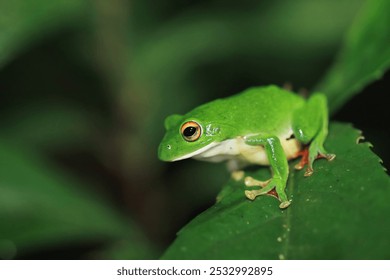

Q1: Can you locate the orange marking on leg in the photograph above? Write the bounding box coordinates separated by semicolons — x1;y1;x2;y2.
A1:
267;189;278;199
294;146;309;170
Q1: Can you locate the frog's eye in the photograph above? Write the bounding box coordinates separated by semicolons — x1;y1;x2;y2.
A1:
181;121;202;142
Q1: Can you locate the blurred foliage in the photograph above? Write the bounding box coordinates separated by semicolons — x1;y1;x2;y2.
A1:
0;140;154;259
0;0;389;259
0;0;88;67
316;0;390;114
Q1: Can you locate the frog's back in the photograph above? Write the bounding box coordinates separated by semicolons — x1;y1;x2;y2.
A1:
188;85;305;136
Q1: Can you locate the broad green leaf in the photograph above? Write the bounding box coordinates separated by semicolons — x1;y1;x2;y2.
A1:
0;140;154;259
162;122;390;259
0;0;87;67
316;0;390;114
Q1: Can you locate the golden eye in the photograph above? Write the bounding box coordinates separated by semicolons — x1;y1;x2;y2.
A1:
181;121;201;142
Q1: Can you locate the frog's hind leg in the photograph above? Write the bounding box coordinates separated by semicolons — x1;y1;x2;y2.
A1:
292;94;335;176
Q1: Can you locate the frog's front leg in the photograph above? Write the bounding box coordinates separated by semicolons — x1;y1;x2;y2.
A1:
243;135;291;209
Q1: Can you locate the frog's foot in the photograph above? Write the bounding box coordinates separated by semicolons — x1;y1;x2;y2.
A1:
244;178;290;209
295;144;335;177
245;176;278;199
231;170;245;181
244;176;271;187
294;147;316;176
294;147;309;170
306;143;336;177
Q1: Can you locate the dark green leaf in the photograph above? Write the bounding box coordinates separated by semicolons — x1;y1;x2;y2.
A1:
316;0;390;114
162;122;390;259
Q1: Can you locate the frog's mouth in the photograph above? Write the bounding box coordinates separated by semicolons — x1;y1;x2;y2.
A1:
172;142;219;161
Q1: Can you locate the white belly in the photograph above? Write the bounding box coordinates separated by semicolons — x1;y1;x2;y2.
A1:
193;134;301;170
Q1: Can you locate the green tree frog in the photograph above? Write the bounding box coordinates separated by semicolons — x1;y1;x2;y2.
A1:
158;85;335;209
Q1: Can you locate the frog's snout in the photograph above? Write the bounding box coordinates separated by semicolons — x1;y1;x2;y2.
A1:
158;142;173;162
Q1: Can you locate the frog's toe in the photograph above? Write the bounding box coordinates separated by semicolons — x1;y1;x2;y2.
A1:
231;170;245;181
294;162;305;170
245;190;259;200
244;176;270;187
325;153;336;161
304;167;314;177
316;151;335;160
279;200;291;209
294;146;309;170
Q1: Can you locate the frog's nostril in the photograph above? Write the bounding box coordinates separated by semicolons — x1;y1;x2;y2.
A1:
167;144;172;150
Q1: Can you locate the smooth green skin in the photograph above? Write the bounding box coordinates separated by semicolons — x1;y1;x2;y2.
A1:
158;85;333;208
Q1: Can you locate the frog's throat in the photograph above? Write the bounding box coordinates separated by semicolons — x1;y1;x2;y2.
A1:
171;142;219;161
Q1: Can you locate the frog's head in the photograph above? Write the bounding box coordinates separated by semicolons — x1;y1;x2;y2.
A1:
158;114;222;162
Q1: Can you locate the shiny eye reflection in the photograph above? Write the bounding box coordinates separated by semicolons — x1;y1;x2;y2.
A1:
181;121;201;142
